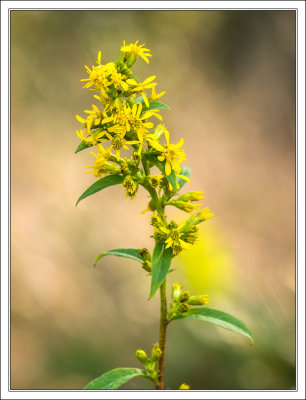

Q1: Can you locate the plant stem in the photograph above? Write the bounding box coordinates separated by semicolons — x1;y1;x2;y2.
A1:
142;155;168;389
157;279;168;390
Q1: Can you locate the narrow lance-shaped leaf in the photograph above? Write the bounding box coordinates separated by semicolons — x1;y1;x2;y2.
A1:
177;165;191;190
169;307;254;343
84;368;150;390
135;97;171;111
149;242;172;299
75;140;93;154
76;174;124;206
94;248;143;266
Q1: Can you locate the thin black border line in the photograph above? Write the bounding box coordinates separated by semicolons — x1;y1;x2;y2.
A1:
7;7;299;394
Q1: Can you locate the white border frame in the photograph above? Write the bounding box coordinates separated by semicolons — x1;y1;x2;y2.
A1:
1;2;305;399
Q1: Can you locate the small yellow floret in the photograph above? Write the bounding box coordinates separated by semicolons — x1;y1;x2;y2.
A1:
120;40;152;64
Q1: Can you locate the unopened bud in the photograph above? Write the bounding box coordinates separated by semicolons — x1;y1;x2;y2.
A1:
194;207;214;224
166;200;201;214
179;383;190;390
132;152;141;161
187;294;210;306
171;283;182;302
150;216;159;227
176;191;204;202
135;349;148;364
151;343;162;361
179;291;190;303
177;303;190;313
142;260;152;272
139;248;151;261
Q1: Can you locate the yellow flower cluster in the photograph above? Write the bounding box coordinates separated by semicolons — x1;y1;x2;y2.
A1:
76;41;213;257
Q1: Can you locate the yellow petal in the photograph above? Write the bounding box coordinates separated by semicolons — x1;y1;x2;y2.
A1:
176;138;184;148
165;161;172;176
121;80;129;92
137;102;143;118
165;129;170;145
160;226;170;234
97;51;101;64
179;239;191;250
143;76;156;85
76;115;85;124
142;93;149;108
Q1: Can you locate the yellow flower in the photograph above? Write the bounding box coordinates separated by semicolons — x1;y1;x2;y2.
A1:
148;130;185;176
102;102;132;134
150;86;166;101
128;103;157;153
105;132;139;161
76;128;107;146
81;63;114;97
86;144;119;178
120;40;152;64
126;76;157;107
159;222;191;256
110;68;129;92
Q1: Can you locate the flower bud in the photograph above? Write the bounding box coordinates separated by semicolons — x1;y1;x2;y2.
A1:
151;343;162;361
146;175;163;189
176;191;204;202
135;349;148;364
142;260;152;273
179;383;190;390
139;248;151;261
166;200;201;214
171;283;182;302
132;152;141;162
187;294;210;306
123;175;138;199
179;291;190;303
193;207;214;224
182;207;214;231
177;303;190;313
151;123;169;140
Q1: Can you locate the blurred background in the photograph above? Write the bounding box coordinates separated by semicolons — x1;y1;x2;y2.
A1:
10;10;296;390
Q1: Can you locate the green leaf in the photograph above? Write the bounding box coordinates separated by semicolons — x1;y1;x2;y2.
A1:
94;248;143;266
176;165;191;190
145;153;178;192
170;307;254;343
76;175;124;206
135;97;170;111
149;242;172;299
84;368;149;390
75;140;93;154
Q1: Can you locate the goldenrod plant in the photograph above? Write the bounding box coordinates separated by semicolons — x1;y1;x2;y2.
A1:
75;41;253;390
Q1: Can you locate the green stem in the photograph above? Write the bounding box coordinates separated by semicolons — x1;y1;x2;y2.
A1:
142;155;168;389
142;157;163;215
157;279;168;389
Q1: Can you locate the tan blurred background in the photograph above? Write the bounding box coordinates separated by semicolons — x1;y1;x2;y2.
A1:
11;10;295;390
